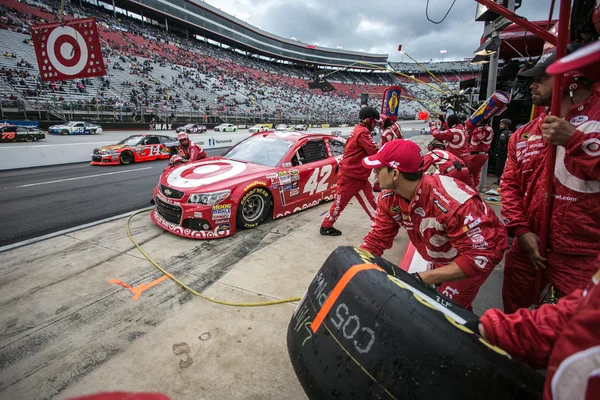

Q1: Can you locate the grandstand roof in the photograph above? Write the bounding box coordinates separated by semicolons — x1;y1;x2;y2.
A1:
114;0;388;68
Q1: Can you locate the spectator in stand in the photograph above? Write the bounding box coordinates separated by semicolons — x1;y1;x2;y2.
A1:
320;106;380;236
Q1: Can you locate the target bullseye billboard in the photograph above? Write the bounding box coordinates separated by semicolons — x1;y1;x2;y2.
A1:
31;18;106;82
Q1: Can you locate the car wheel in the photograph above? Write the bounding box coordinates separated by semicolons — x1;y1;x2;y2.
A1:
24;135;34;142
90;129;96;135
288;246;544;400
61;129;69;135
120;151;134;165
236;187;272;229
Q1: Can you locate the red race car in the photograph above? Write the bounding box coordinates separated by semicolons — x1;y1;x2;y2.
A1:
91;134;179;165
151;131;346;239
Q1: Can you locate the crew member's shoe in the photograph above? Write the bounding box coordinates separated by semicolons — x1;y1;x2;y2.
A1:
320;226;342;236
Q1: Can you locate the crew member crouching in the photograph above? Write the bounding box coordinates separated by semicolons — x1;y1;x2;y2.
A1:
360;139;508;310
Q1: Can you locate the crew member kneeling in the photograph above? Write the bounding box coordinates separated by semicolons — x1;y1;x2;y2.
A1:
360;140;508;310
170;131;206;166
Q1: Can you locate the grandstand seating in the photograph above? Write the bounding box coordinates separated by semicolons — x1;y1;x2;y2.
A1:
0;0;480;123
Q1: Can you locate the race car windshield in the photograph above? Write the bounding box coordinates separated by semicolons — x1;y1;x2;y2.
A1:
223;136;293;167
117;136;144;146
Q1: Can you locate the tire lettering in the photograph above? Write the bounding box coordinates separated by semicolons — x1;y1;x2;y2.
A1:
329;302;375;354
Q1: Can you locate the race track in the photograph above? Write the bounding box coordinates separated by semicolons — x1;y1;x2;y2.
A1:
0;148;224;248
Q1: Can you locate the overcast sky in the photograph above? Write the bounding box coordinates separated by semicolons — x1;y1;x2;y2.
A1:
204;0;556;62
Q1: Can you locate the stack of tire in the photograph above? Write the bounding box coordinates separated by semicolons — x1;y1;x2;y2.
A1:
287;246;544;399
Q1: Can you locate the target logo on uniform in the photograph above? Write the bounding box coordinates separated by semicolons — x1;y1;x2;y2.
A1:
32;18;106;82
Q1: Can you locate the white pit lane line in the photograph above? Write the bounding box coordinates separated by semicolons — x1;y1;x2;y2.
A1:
0;141;114;148
9;166;153;188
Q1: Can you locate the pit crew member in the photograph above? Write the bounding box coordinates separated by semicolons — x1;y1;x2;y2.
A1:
477;255;600;400
170;131;206;166
360;139;508;310
423;139;471;185
429;114;470;164
501;47;600;313
465;122;494;189
320;106;380;236
373;117;404;191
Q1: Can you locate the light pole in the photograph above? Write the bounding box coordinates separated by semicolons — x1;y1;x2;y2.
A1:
440;49;447;62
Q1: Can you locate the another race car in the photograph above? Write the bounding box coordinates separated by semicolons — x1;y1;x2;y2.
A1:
295;124;308;130
176;123;207;133
151;131;346;239
0;124;45;142
275;124;295;131
213;123;237;132
48;121;102;135
91;134;179;165
248;125;270;134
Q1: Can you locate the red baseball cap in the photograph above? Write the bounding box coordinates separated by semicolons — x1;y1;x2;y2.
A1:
362;139;423;172
546;41;600;81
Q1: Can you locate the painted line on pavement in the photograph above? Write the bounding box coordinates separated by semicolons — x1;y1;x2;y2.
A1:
0;207;151;253
14;167;153;188
0;141;114;149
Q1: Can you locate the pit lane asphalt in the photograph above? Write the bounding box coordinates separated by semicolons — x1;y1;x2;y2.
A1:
0;148;225;247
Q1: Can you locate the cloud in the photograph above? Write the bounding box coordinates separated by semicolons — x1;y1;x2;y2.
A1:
205;0;556;61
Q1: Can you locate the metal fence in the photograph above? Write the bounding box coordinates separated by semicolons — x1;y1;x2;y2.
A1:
0;100;357;126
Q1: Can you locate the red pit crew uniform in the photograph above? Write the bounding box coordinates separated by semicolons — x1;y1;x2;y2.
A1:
380;122;403;146
373;123;404;191
430;122;470;162
322;124;379;227
178;140;206;162
481;259;600;400
465;125;494;188
423;149;471;185
361;174;508;310
501;88;600;312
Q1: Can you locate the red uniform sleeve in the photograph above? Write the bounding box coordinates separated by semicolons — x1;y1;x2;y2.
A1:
444;198;508;277
500;125;532;237
564;120;600;180
188;145;199;161
357;130;379;156
480;289;582;369
472;128;487;142
422;153;436;174
430;124;455;142
360;194;400;257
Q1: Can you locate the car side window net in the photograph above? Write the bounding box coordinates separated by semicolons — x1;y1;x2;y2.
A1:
301;140;328;164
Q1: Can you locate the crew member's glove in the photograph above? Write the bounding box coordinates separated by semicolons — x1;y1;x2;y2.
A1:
411;272;435;289
438;114;445;123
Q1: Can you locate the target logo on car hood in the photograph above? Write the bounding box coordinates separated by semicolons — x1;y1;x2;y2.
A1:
31;18;106;82
166;159;247;188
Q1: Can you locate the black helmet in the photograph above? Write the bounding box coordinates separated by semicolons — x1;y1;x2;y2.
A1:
447;114;460;128
359;106;380;121
500;118;512;128
428;139;445;151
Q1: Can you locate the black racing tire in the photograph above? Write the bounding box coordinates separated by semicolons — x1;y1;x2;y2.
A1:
120;151;134;165
236;187;272;230
61;129;69;135
24;135;34;142
90;129;96;135
287;246;544;400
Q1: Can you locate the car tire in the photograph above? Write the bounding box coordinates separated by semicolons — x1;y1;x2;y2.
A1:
288;246;545;400
61;129;69;135
236;187;272;230
24;135;34;142
120;151;134;165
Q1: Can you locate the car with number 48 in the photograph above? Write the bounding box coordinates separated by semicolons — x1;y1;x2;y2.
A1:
151;131;346;239
91;134;179;165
